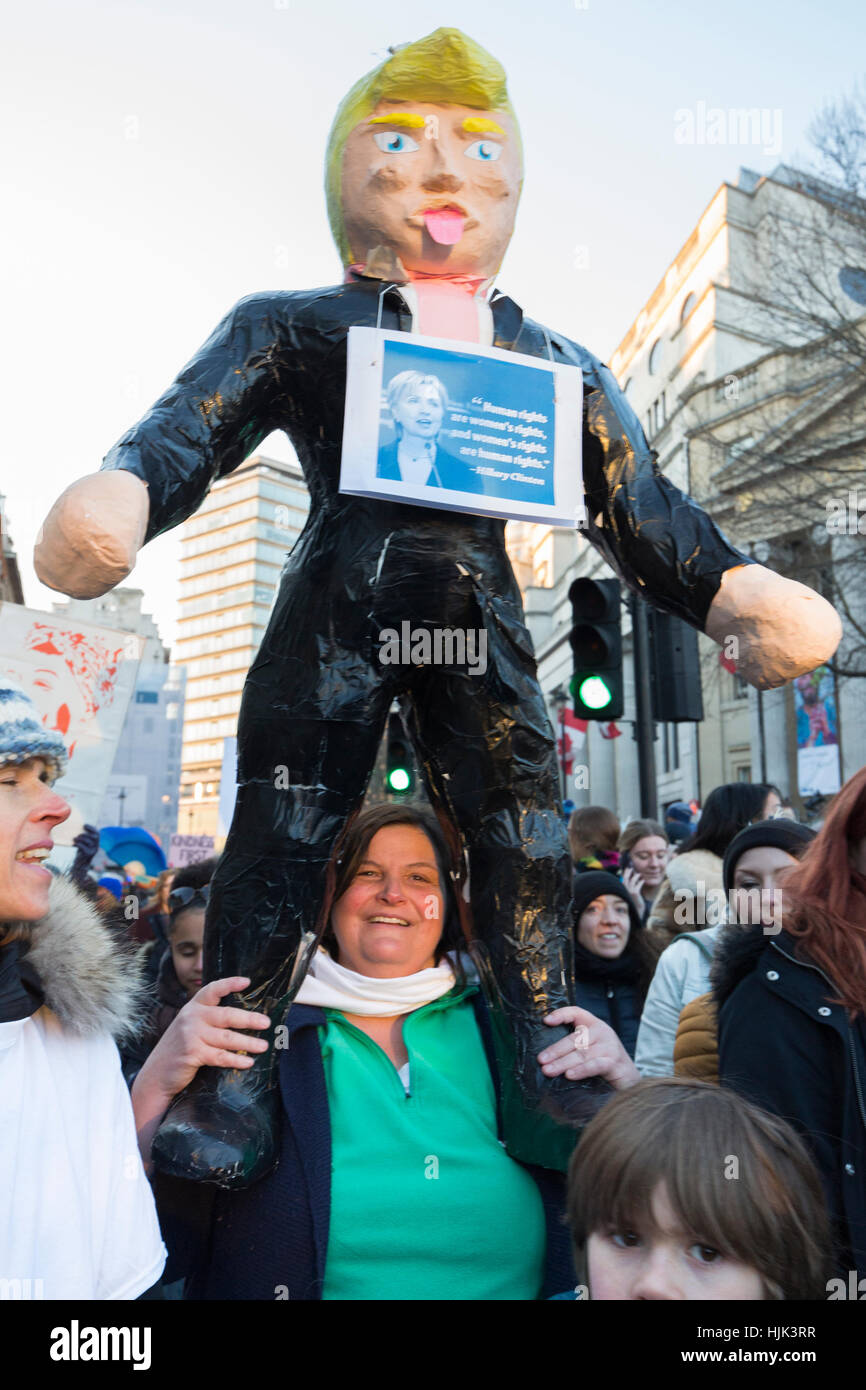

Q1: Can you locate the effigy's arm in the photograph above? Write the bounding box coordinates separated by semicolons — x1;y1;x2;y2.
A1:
34;294;291;598
579;358;747;629
101;293;288;542
578;359;841;688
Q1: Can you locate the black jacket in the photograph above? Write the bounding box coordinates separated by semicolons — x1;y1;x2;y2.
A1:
572;943;647;1058
713;924;866;1279
102;276;748;632
155;991;576;1300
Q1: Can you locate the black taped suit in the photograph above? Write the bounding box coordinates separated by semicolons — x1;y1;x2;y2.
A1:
103;275;749;1175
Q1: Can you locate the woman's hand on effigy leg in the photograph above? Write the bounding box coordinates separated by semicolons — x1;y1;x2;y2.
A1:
537;1006;641;1091
130;977;270;1169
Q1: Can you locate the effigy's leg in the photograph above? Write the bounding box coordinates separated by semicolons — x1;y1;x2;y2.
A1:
152;572;393;1187
408;584;611;1172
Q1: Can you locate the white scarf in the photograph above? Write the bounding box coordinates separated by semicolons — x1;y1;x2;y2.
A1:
293;947;456;1017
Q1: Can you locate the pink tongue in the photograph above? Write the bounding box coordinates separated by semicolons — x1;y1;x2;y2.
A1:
423;209;466;245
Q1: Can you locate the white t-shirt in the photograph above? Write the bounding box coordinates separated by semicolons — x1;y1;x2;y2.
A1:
0;1006;166;1300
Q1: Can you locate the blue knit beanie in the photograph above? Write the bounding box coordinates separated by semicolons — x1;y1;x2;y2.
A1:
0;680;68;783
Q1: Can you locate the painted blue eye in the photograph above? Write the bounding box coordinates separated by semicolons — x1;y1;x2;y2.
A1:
465;139;502;162
373;131;420;154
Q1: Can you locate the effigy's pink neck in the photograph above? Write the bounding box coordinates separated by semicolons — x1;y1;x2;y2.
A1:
346;264;490;341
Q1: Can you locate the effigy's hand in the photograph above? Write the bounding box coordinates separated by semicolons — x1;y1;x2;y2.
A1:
705;564;842;690
538;1006;641;1091
34;470;149;598
134;977;271;1105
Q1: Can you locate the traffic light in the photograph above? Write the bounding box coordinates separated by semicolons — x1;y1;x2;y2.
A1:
385;713;415;795
646;608;704;722
568;577;624;720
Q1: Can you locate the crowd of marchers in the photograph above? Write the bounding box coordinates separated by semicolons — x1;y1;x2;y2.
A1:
1;679;864;1301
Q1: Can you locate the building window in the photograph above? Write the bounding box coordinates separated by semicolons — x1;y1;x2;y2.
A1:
622;377;633;398
839;265;866;306
662;723;680;773
733;674;749;700
135;690;159;704
648;338;662;374
680;292;696;322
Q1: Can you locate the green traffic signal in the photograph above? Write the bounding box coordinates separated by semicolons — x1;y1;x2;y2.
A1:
577;675;613;710
568;577;624;721
387;767;411;793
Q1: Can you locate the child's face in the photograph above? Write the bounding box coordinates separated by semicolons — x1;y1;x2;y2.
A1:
587;1182;766;1300
169;907;205;997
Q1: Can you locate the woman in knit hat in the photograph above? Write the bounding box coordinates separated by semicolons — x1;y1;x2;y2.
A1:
644;782;781;952
571;871;657;1058
0;680;266;1298
0;679;167;1296
634;816;815;1080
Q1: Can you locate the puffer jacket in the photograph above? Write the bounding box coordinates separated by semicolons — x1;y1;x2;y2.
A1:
673;991;719;1082
635;925;721;1077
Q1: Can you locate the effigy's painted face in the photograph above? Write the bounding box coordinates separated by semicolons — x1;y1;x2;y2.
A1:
341;99;522;278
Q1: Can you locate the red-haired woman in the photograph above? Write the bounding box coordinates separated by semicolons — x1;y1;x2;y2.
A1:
713;764;866;1282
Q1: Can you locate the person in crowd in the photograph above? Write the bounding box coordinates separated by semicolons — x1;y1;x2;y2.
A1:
714;764;866;1281
149;804;584;1300
571;871;656;1058
69;822;101;892
122;857;218;1085
567;805;621;877
134;866;175;986
645;782;780;952
618;819;669;926
0;681;166;1298
635;818;815;1079
0;680;271;1298
564;1077;833;1300
96;872;125;913
664;801;694;848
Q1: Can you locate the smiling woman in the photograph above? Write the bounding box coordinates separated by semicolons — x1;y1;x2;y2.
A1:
159;803;583;1301
570;871;656;1059
0;680;168;1299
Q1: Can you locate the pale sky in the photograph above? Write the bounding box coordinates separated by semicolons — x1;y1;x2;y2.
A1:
3;0;862;650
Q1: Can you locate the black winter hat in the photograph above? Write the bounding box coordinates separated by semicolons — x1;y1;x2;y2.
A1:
722;818;816;893
572;870;643;937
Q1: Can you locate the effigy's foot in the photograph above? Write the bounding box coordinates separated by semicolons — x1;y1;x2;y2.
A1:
151;1058;281;1189
152;930;319;1188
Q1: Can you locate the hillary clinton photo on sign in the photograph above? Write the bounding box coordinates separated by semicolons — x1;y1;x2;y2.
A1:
377;370;470;491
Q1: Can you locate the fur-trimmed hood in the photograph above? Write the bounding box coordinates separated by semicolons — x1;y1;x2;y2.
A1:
710;920;781;1011
10;874;147;1040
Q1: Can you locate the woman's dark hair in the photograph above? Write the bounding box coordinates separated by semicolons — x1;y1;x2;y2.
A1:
168;856;219;928
679;783;775;859
319;803;464;970
170;856;219;896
